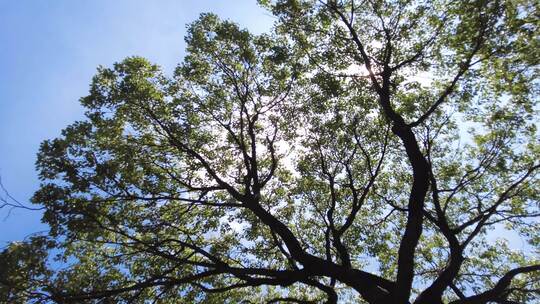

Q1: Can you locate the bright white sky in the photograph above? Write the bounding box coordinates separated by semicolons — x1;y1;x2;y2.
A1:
0;0;274;244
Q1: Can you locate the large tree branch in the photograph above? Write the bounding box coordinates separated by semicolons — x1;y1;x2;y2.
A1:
327;3;431;302
142;94;395;301
414;168;464;304
449;265;540;304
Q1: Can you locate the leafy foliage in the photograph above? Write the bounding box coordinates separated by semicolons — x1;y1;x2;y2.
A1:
1;1;539;303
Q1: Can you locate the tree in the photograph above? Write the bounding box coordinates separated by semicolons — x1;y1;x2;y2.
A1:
1;1;539;303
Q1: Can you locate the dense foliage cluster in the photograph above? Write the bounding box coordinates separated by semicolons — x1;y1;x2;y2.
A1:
1;0;539;303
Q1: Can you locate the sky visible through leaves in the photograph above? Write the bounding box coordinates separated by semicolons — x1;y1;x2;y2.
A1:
0;0;531;258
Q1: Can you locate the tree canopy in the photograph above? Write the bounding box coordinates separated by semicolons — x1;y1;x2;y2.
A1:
1;1;539;303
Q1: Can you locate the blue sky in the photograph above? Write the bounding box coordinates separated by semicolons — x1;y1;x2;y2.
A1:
0;0;273;245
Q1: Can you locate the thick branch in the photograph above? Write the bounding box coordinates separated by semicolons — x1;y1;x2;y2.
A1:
449;265;540;304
